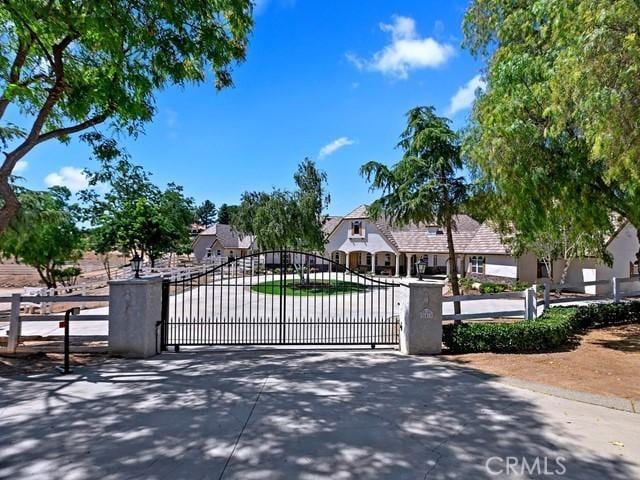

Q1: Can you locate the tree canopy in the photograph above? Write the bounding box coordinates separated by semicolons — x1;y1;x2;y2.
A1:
217;203;239;225
0;186;83;288
81;155;194;267
195;200;217;228
0;0;253;230
361;106;467;315
233;158;330;252
462;0;639;263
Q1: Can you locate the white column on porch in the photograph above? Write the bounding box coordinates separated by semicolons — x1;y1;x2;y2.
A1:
371;252;376;275
345;252;350;270
395;254;401;277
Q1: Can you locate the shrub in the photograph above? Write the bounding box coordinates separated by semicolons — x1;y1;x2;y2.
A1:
443;301;640;354
459;277;474;291
510;281;531;292
479;282;508;294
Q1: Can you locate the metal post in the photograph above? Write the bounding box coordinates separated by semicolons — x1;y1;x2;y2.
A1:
7;293;22;353
612;277;620;302
524;287;536;320
57;307;79;375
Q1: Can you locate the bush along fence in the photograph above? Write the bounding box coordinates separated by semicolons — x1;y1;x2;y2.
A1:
443;276;640;323
443;301;640;354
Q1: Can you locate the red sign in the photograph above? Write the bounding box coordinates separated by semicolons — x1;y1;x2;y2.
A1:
59;321;67;328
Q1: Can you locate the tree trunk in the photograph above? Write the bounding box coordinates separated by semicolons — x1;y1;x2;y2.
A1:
0;174;21;232
445;214;462;320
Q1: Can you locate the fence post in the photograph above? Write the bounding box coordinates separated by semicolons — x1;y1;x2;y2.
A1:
399;280;442;355
612;277;620;302
108;276;162;357
80;285;87;309
524;287;536;320
543;280;550;312
7;293;22;353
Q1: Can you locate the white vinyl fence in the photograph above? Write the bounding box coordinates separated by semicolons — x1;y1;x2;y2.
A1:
443;276;640;322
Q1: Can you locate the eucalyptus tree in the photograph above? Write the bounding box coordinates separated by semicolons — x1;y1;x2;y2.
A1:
361;106;467;316
463;0;639;264
0;0;253;230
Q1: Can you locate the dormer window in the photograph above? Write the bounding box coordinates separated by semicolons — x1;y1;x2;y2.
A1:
349;221;364;238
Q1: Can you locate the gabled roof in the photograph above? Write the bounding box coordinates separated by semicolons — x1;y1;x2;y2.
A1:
343;204;369;219
322;216;343;237
389;215;480;253
460;222;510;254
198;224;254;249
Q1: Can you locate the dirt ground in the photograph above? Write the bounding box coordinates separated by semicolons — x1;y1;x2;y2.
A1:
442;323;640;400
0;352;107;377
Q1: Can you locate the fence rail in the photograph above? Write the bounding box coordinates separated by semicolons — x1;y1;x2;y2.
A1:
443;276;640;323
0;293;109;353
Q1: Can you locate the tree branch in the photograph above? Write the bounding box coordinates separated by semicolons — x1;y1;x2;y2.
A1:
0;34;34;120
35;111;111;145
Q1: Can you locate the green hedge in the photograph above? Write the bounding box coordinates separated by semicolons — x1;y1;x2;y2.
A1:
443;301;640;354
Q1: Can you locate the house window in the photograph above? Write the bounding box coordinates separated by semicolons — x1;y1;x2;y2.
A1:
351;221;361;236
333;251;340;263
366;253;372;266
433;256;438;267
631;261;639;277
470;256;485;274
216;249;221;256
384;254;391;267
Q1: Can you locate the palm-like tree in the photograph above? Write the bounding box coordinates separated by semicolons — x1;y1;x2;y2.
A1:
361;106;467;317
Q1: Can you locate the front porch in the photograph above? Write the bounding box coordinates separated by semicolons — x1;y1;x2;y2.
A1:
329;250;464;278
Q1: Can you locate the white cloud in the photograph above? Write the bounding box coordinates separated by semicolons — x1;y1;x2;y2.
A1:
318;137;355;159
13;160;28;174
347;15;455;79
447;74;486;116
44;166;88;192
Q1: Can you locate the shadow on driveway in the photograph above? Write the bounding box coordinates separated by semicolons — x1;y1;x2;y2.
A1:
0;348;638;479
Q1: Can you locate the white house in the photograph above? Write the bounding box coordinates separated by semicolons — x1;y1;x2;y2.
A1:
323;205;639;287
191;205;639;288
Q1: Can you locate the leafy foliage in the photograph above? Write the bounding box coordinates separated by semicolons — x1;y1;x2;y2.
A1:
361;106;467;315
0;186;83;288
233;158;330;252
0;1;253;229
217;203;239;225
462;0;640;264
195;200;217;228
81;156;194;266
443;302;640;353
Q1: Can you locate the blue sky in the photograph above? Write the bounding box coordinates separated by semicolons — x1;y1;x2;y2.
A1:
16;0;484;216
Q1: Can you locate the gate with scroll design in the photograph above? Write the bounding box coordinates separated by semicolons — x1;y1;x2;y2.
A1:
160;250;401;348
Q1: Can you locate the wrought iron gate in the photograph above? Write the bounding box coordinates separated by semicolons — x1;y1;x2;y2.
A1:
160;250;400;348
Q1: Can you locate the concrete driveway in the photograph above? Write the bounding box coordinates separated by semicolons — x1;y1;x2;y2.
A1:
1;349;638;479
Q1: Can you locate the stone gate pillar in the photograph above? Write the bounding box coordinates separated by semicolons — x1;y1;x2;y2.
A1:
109;277;163;358
399;280;443;355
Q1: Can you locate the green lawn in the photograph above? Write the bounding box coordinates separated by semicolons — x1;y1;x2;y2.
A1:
251;279;368;296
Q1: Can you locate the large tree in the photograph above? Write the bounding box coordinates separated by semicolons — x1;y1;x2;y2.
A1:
0;186;84;288
82;155;194;268
0;1;252;230
195;200;217;228
463;0;640;265
361;106;467;316
233;158;330;282
217;203;239;224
